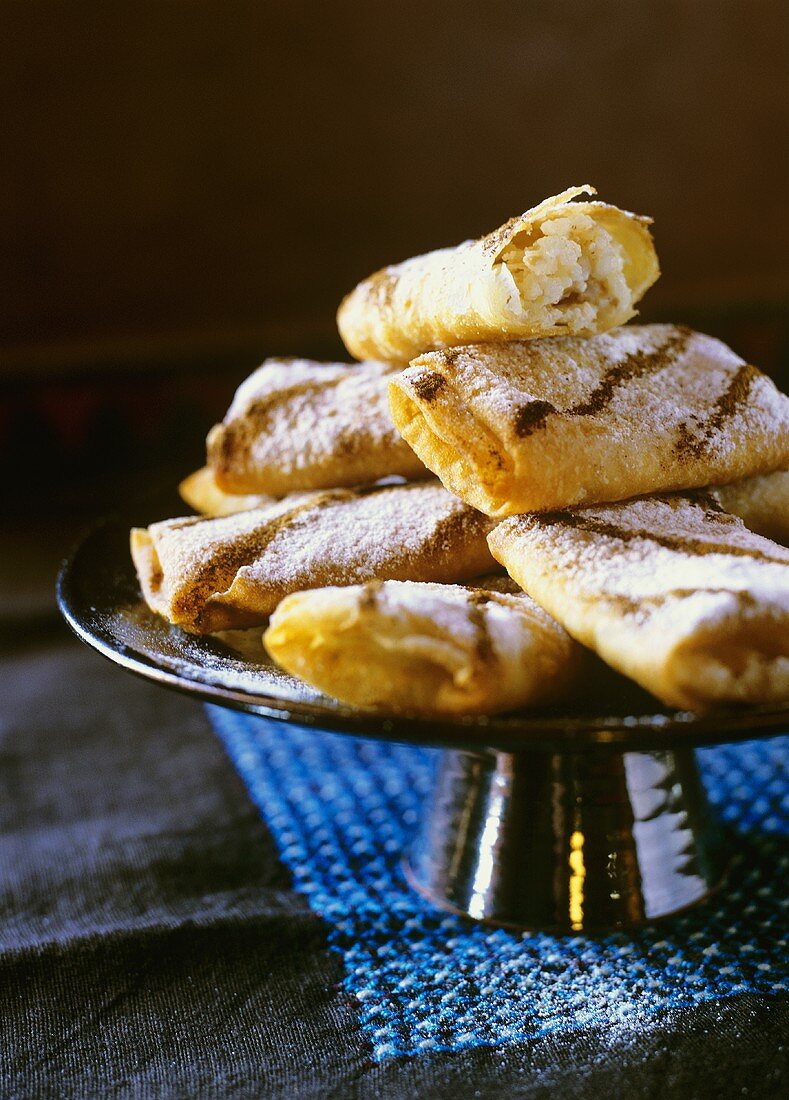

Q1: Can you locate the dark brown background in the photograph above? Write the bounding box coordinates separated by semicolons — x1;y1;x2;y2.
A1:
2;1;788;610
3;0;788;368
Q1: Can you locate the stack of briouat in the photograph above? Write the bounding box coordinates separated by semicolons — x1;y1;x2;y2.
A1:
132;186;789;717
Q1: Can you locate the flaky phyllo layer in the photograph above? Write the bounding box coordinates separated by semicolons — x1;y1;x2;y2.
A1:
488;494;789;711
264;577;582;716
131;482;496;634
206;357;426;495
179;466;275;516
496;208;633;335
337;186;660;361
389;326;789;517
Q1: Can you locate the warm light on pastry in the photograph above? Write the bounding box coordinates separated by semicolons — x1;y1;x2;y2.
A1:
128;182;789;723
179;466;275;516
488;493;789;711
338;186;659;362
263;575;584;716
207;357;426;494
389;325;789;517
131;481;496;634
711;469;789;545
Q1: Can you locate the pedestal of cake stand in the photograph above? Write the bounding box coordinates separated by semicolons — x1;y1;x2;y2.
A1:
404;744;722;931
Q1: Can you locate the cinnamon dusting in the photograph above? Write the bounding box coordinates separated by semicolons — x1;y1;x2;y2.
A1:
674;363;761;459
568;326;691;418
465;590;495;664
529;510;788;566
513;399;557;438
410;371;447;402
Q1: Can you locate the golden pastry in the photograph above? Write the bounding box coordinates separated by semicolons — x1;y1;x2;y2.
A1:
132;482;496;634
207;357;426;494
338;186;659;361
179;467;274;516
488;493;789;711
389;325;789;516
264;575;583;716
711;469;789;545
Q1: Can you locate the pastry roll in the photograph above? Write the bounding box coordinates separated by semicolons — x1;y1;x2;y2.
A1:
488;493;789;711
263;576;583;716
207;357;426;494
338;186;659;362
389;325;789;516
711;469;789;545
179;467;275;516
131;482;496;634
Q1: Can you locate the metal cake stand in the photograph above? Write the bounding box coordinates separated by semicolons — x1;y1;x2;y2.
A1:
57;503;788;933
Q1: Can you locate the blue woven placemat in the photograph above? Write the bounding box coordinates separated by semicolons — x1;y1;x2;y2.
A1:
208;707;788;1061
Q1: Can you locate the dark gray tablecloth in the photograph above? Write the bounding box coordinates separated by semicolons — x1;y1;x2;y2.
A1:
1;621;786;1098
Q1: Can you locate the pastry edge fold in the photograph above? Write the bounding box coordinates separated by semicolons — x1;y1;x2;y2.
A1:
487;496;789;712
263;577;584;716
338;186;660;362
389;326;789;517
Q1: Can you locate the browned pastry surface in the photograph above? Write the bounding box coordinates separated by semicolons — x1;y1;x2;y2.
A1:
489;492;789;710
207;357;426;494
390;325;789;516
132;481;496;633
338;186;659;361
711;469;789;545
264;574;584;716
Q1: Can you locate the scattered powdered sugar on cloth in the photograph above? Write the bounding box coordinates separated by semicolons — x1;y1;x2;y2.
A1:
209;712;789;1061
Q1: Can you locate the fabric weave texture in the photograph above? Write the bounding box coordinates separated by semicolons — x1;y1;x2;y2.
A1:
210;708;788;1063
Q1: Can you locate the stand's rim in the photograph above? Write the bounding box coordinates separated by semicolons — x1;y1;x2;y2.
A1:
57;511;789;755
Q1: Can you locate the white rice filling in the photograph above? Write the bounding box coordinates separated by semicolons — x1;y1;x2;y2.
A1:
499;211;630;332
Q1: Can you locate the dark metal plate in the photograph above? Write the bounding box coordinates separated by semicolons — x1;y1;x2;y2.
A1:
57;502;789;753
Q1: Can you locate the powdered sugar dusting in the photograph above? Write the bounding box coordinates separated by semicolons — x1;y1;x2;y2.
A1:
208;357;426;492
490;493;789;708
400;326;789;514
138;482;497;631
